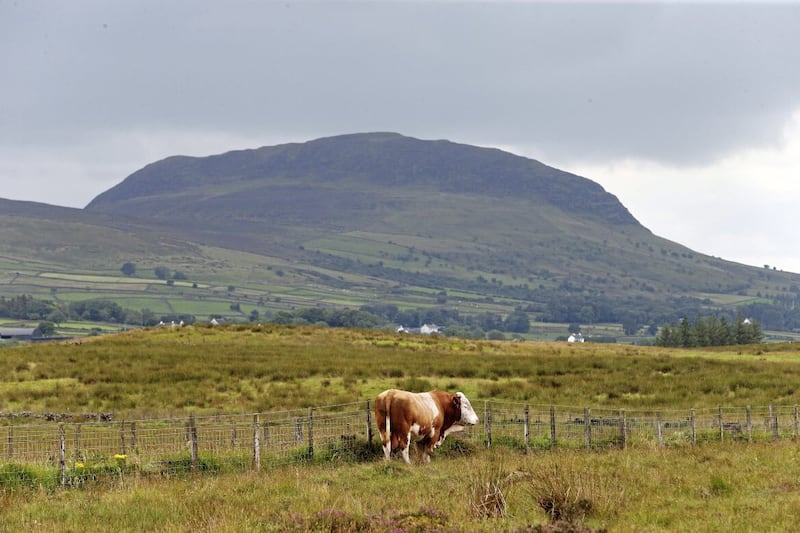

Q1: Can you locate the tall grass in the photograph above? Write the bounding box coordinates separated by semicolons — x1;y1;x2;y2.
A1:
2;325;800;417
2;443;800;531
2;326;800;530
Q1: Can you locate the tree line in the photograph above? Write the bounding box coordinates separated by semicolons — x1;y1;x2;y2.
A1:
0;295;195;330
0;293;767;344
655;315;763;347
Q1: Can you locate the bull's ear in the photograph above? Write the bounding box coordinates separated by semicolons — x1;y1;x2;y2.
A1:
452;394;461;408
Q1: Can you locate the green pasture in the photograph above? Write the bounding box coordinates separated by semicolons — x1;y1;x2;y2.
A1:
2;325;800;416
0;326;800;532
1;326;800;531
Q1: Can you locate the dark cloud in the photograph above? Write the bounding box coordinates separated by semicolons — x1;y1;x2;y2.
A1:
3;2;800;165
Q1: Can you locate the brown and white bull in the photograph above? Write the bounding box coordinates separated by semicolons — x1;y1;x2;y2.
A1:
374;389;479;464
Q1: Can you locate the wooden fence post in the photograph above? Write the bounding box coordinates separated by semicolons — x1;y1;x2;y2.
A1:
620;409;627;450
523;405;530;452
253;414;261;471
656;413;663;448
718;407;724;442
120;420;127;455
7;427;12;459
549;405;557;448
130;422;137;452
584;407;591;450
366;400;373;445
690;409;696;446
794;405;799;441
189;414;198;472
59;424;66;487
307;408;314;460
231;420;238;448
746;406;753;443
73;425;81;459
484;401;492;448
294;417;303;443
770;404;779;442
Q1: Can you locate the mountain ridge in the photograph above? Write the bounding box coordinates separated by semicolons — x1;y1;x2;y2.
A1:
86;132;638;226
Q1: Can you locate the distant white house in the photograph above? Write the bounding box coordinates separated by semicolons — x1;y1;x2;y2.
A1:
396;323;441;335
567;332;585;343
420;323;441;334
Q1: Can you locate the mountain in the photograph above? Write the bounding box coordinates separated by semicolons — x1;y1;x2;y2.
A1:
4;133;800;335
85;133;638;254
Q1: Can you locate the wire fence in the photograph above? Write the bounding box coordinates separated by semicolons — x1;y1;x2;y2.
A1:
1;400;798;489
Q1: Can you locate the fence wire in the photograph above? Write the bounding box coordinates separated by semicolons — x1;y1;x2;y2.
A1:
1;400;798;489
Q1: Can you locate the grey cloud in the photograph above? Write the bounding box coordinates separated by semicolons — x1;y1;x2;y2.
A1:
3;2;800;166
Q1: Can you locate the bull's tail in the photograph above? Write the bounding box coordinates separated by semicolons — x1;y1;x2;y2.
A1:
376;391;394;460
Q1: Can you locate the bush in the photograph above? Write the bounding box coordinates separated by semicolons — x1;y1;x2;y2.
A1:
522;453;624;526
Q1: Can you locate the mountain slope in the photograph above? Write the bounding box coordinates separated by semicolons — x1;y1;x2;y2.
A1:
3;133;800;333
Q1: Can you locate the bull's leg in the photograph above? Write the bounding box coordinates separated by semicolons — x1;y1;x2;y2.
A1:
381;435;391;461
401;432;412;464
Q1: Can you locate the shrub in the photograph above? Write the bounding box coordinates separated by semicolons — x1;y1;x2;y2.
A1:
521;453;624;526
468;460;512;519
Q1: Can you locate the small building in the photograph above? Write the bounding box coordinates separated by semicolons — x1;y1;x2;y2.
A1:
0;327;40;341
420;324;441;335
396;323;441;335
567;332;585;343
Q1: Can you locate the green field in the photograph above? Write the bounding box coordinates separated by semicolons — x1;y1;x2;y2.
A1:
1;326;800;530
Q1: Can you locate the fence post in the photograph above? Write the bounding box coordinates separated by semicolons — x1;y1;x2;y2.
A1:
584;407;591;450
294;417;303;443
549;405;557;448
484;401;492;448
690;409;696;446
656;413;663;448
770;404;779;442
620;409;627;450
366;400;373;445
7;426;12;459
524;405;530;452
794;405;799;441
73;425;81;460
59;424;66;487
308;408;314;460
231;420;238;449
130;422;137;452
253;414;261;471
746;406;753;442
718;407;724;443
120;420;127;455
189;414;199;472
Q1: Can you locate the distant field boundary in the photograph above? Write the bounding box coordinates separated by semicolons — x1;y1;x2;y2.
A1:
1;400;798;488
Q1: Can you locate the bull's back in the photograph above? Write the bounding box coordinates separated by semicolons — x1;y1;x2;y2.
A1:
375;389;439;428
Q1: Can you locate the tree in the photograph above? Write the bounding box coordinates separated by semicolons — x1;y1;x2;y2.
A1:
121;262;136;276
154;266;171;280
37;321;56;336
504;309;531;333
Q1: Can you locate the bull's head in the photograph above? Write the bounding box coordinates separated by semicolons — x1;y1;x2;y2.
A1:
455;391;479;425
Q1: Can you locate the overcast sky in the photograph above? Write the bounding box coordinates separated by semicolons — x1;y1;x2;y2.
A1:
3;1;800;272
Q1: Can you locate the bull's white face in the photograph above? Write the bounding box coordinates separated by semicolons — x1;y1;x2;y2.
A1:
457;392;479;425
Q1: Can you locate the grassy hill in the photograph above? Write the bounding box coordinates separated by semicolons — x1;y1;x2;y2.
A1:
2;133;800;335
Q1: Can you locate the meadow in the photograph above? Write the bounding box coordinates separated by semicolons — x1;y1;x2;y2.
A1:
2;325;800;531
